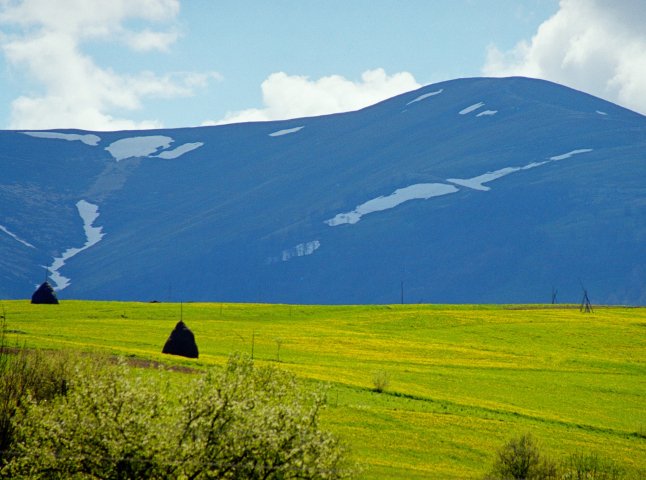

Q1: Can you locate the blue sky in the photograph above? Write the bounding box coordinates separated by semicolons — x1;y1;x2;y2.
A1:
0;0;644;130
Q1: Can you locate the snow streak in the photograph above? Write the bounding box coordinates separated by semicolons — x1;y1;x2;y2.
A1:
47;200;105;290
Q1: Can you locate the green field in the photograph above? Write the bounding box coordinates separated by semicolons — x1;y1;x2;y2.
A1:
2;300;645;478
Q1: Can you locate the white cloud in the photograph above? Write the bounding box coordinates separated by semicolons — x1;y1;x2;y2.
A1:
126;29;179;52
209;68;420;125
0;0;179;38
483;0;646;115
0;0;219;130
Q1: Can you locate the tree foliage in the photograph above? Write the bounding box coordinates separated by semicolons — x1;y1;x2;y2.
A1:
484;434;630;480
562;452;624;480
485;433;557;480
0;323;72;467
3;355;352;479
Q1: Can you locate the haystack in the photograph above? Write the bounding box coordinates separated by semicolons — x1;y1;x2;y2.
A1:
31;282;59;304
162;320;199;358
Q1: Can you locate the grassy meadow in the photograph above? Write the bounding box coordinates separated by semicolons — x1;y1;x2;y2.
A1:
1;300;645;478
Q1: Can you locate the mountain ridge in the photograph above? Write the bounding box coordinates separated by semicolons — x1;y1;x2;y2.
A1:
1;76;645;304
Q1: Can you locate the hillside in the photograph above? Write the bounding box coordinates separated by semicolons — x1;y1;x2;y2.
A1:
3;301;645;478
1;76;645;303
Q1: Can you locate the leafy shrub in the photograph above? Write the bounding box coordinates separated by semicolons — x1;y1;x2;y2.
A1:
3;354;353;479
372;370;390;393
561;452;624;480
485;433;558;480
175;355;350;479
484;434;631;480
0;324;73;468
7;357;170;479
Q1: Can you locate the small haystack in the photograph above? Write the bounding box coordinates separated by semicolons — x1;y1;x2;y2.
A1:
580;289;593;313
162;320;199;358
31;282;59;304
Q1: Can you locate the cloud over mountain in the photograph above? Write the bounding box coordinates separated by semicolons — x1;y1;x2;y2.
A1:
0;0;219;130
483;0;646;115
210;69;420;125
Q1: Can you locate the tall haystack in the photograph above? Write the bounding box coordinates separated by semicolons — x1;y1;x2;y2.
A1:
31;282;59;304
580;289;593;313
162;320;199;358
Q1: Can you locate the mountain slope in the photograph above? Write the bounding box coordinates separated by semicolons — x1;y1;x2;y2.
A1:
1;76;645;304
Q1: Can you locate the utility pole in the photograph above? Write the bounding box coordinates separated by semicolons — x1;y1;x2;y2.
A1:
400;280;404;305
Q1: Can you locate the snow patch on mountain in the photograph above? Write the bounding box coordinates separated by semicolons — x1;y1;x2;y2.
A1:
549;149;593;161
20;131;101;146
448;149;593;191
476;110;498;117
448;162;549;191
0;224;35;248
333;149;594;220
154;142;204;159
106;136;173;161
406;89;443;105
269;126;304;137
459;102;485;115
47;200;105;290
266;240;321;264
106;136;205;161
77;200;104;247
448;167;521;191
282;240;321;261
326;183;459;226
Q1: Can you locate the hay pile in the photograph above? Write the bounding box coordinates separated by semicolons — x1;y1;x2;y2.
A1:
31;282;59;304
162;320;199;358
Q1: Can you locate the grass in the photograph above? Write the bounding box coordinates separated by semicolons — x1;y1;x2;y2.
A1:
2;300;645;478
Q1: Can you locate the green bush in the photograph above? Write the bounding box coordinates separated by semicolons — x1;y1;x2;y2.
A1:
485;433;558;480
561;452;624;480
484;434;631;480
3;354;353;479
371;370;390;393
0;324;73;468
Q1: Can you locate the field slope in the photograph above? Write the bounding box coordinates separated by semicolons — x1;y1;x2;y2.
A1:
2;301;645;478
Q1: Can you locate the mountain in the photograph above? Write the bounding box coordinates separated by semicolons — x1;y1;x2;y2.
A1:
1;76;645;305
